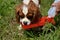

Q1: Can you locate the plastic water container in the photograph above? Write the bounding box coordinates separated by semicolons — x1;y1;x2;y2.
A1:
54;0;60;3
48;7;56;18
48;0;60;18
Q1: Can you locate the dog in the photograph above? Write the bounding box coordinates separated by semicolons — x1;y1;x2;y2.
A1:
16;0;42;36
16;0;41;27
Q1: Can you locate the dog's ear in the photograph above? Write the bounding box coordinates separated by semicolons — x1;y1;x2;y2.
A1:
15;5;20;23
34;7;42;19
37;8;42;18
15;4;22;23
16;11;20;23
33;7;42;23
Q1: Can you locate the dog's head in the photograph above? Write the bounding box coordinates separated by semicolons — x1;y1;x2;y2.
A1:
16;0;42;25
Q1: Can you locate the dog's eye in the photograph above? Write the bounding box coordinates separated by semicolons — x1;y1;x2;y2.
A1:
19;13;25;18
27;13;34;20
27;16;33;19
20;16;24;18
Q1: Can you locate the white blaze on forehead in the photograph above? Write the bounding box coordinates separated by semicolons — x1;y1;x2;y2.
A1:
23;0;30;5
22;5;28;15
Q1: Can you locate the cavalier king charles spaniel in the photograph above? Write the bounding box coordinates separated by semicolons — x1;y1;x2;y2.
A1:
16;0;41;27
15;0;42;36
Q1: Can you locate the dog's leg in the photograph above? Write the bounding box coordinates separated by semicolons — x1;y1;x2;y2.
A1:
18;24;22;30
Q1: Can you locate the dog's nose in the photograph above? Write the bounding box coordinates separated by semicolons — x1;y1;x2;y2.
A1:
23;21;28;25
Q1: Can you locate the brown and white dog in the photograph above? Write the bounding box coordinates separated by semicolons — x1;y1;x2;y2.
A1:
16;0;41;29
15;0;42;36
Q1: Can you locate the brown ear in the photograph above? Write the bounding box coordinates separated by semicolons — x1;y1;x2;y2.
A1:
15;4;22;23
16;11;20;23
37;8;42;18
33;8;42;23
34;7;42;19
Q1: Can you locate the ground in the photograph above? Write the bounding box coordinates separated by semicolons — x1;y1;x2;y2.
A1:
0;0;60;40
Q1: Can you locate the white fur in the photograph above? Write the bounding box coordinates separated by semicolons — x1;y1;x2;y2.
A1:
32;0;39;6
23;0;30;5
18;24;22;30
22;5;28;15
23;0;40;7
39;5;40;8
20;17;31;25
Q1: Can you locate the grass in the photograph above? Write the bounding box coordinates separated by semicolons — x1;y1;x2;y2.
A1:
0;0;60;40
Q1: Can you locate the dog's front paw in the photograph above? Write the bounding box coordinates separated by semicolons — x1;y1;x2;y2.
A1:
18;24;22;30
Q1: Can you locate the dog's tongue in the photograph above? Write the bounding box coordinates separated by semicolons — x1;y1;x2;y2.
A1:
22;16;55;30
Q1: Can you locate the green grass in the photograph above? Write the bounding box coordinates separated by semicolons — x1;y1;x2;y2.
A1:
0;0;60;40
